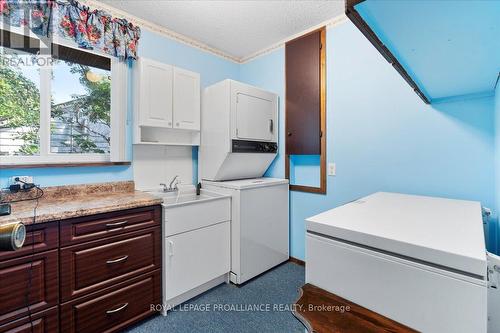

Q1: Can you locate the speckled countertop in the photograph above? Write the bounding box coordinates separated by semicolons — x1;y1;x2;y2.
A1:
0;181;162;226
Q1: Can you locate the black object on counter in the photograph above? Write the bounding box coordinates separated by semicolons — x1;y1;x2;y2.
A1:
196;183;202;196
0;203;11;216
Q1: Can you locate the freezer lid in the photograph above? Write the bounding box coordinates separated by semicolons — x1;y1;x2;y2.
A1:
306;192;487;278
203;177;289;190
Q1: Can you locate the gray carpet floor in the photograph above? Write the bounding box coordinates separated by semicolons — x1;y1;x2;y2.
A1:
125;262;306;333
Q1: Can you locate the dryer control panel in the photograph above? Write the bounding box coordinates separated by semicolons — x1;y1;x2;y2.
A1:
232;140;277;153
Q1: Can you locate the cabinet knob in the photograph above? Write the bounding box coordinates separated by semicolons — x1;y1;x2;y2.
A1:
168;122;172;126
176;123;180;127
287;132;292;137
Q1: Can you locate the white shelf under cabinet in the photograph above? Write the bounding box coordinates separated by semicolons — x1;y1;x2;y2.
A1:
134;125;200;146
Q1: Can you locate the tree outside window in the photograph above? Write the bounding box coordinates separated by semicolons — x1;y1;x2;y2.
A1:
0;43;112;157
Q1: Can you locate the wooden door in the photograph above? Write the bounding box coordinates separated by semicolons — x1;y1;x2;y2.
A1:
285;30;322;155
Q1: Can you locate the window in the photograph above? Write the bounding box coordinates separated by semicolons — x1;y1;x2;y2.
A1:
0;47;41;156
0;28;127;165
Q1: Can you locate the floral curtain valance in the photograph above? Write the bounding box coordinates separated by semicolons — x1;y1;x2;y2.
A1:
0;0;141;60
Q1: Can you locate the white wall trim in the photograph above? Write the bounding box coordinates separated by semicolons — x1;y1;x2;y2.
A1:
239;14;347;64
86;1;346;64
84;0;240;63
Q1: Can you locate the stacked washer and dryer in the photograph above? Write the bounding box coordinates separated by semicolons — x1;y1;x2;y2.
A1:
199;79;289;284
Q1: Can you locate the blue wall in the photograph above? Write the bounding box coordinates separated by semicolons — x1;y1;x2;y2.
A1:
240;21;497;259
356;1;500;101
0;29;239;189
2;19;497;257
495;81;500;252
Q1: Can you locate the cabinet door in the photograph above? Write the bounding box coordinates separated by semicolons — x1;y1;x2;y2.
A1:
138;59;173;128
0;250;58;325
172;67;200;130
0;306;59;333
165;222;229;301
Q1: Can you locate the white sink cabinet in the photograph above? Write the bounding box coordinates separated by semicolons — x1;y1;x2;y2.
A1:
150;189;231;314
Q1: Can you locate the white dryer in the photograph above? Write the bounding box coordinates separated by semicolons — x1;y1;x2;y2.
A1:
199;79;278;181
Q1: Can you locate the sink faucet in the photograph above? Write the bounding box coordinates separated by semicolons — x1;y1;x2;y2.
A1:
159;175;180;193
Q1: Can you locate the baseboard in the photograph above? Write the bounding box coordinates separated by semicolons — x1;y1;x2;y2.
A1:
289;256;305;266
162;273;229;316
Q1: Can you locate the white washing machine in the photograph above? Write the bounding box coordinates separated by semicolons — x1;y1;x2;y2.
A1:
199;79;289;284
203;178;289;284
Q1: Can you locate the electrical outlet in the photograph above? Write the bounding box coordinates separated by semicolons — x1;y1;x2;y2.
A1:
328;163;336;176
11;176;33;185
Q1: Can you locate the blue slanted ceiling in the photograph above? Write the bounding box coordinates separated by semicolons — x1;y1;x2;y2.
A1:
355;0;500;103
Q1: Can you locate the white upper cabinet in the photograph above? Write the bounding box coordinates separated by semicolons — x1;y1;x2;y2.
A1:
173;67;200;131
138;58;173;128
135;58;201;146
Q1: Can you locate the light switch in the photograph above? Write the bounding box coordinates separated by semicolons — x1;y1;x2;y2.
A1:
328;163;336;176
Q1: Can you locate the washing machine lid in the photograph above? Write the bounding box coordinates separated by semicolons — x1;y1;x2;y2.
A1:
306;192;487;278
203;177;288;190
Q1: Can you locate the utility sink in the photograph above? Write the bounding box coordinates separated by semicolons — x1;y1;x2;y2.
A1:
157;189;227;208
145;187;230;207
145;187;231;236
144;186;231;313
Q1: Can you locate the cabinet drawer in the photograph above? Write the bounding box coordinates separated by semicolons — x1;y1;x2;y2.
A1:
0;306;58;333
0;250;58;325
60;227;161;302
165;196;230;236
61;270;161;333
60;206;161;246
0;222;58;261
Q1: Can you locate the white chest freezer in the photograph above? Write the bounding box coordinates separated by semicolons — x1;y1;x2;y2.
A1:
305;192;500;333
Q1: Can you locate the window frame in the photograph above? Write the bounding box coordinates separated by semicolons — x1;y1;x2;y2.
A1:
0;25;128;165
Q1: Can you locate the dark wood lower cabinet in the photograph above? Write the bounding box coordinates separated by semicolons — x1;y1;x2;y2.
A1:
0;250;58;325
60;206;161;246
0;307;58;333
0;205;162;333
60;270;161;333
0;222;58;262
60;227;161;302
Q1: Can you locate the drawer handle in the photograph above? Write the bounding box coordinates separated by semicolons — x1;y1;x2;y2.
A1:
106;303;129;315
105;220;128;229
106;255;129;265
